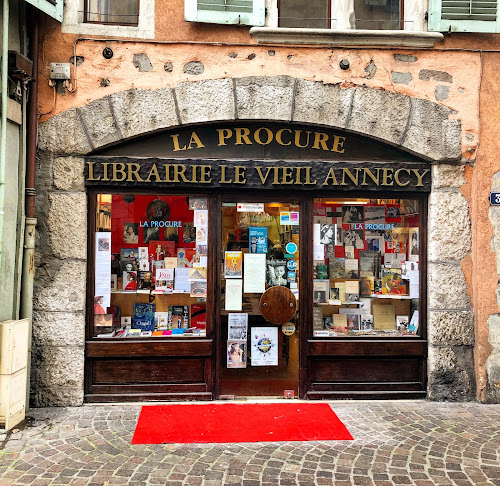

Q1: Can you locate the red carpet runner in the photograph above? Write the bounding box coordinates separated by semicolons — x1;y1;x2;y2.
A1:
132;403;353;444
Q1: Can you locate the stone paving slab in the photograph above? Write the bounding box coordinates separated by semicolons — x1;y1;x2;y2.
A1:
0;401;499;485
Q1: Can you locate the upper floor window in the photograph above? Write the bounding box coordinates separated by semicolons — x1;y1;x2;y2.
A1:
84;0;139;25
279;0;403;29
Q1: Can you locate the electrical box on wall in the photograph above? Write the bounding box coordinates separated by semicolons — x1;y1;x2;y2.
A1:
49;62;71;80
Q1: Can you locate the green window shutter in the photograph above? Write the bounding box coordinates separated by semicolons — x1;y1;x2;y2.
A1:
185;0;265;26
429;0;499;32
25;0;63;22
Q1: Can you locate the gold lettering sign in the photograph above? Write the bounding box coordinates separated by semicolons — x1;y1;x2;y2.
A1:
86;161;430;191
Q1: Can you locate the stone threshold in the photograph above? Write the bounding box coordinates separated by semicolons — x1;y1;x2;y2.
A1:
250;28;444;48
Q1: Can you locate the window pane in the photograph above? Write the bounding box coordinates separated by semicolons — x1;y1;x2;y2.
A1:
86;0;139;24
312;197;421;338
93;194;208;339
353;0;401;30
279;0;329;28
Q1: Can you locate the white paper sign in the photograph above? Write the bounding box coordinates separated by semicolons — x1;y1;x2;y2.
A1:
225;279;243;311
95;232;111;308
313;224;324;261
251;327;278;366
409;270;420;299
228;313;248;340
243;253;266;293
174;267;190;292
237;203;264;212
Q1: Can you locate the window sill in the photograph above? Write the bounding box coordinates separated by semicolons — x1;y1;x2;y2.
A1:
249;28;444;48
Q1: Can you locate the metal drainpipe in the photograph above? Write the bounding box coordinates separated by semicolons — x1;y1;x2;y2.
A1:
21;6;38;411
0;0;9;280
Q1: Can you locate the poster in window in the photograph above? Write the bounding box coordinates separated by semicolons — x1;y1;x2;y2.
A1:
225;251;243;278
227;341;247;369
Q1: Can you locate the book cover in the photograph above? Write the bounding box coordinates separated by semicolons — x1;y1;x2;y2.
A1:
149;241;176;260
372;302;396;330
123;271;137;291
133;303;155;332
163;257;178;269
329;258;345;279
120;248;138;272
344;259;359;279
127;329;141;338
94;314;114;336
155;268;174;292
359;250;381;278
313;262;328;280
396;315;409;332
334;282;346;302
382;269;406;295
360;315;374;331
191;303;207;333
138;271;154;290
360;276;374;297
106;306;121;329
313;280;328;303
313;306;323;330
177;248;197;267
333;313;347;328
155;312;170;330
190;280;207;298
168;305;190;329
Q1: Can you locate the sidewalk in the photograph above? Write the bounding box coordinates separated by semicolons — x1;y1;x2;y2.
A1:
0;401;499;485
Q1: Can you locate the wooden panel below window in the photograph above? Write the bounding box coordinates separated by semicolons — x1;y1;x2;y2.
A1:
93;358;207;384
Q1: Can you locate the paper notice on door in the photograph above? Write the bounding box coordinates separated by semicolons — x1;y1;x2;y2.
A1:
243;253;266;293
225;279;243;311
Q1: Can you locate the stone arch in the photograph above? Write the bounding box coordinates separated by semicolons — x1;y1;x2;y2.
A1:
38;76;462;162
32;76;475;407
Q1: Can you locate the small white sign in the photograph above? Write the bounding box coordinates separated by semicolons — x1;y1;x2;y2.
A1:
237;203;264;212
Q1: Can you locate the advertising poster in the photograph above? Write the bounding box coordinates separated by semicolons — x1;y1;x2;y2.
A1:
249;227;268;254
225;251;243;278
227;341;247;368
251;327;278;366
228;313;248;340
225;279;243;311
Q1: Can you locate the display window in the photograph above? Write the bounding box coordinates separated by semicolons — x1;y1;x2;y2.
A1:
93;194;209;338
311;197;422;338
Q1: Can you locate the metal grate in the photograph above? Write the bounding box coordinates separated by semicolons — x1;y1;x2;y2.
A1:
198;0;253;12
441;0;497;21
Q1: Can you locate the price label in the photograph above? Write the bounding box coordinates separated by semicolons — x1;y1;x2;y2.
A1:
491;193;500;205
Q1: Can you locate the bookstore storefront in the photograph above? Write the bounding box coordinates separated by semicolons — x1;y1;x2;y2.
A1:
83;123;430;402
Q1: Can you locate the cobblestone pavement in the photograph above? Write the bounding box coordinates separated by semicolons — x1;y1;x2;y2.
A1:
0;401;499;486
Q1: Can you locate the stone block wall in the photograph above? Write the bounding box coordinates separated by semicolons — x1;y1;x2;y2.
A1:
31;152;87;406
427;164;474;400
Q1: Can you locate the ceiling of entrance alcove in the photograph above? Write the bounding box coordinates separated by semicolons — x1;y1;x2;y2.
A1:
95;122;421;163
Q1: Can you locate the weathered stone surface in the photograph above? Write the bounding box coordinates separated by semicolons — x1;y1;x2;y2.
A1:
394;53;418;62
175;79;234;124
183;61;204;75
133;53;153;72
31;345;84;389
164;62;173;72
428;191;471;261
435;85;450;101
428;346;475;401
347;87;411;145
38;107;92;154
432;163;466;189
79;97;121;150
428;310;474;346
53;156;85;191
48;193;87;259
428;262;470;309
34;259;86;312
110;88;179;140
32;311;85;347
236;76;294;121
402;98;462;161
35;151;54;193
293;80;353;128
30;385;84;407
391;72;412;85
485;315;500;402
419;69;453;83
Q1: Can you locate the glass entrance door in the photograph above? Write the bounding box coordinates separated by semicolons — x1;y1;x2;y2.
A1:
219;201;300;398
